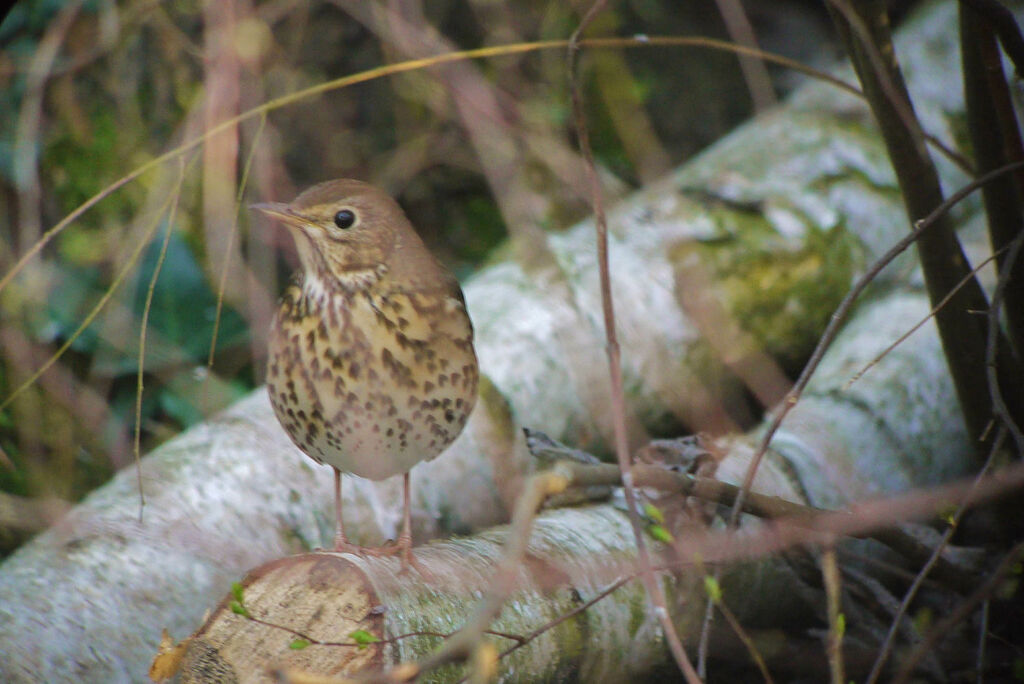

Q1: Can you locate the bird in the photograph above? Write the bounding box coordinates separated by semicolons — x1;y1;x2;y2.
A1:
253;179;478;565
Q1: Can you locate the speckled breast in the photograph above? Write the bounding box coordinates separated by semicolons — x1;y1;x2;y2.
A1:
267;282;478;481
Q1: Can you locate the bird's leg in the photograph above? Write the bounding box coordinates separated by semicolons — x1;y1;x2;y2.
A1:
398;471;413;565
333;467;351;552
363;472;425;573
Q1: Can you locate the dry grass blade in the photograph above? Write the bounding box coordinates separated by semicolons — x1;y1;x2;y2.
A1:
0;159;197;415
132;159;189;521
205;112;267;411
0;33;971;301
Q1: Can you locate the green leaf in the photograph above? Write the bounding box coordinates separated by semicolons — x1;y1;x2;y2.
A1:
936;503;957;527
835;613;846;638
289;639;310;650
643;502;665;525
349;629;381;649
704;575;722;604
83;231;251;376
646;524;674;544
231;581;245;603
229;600;250;618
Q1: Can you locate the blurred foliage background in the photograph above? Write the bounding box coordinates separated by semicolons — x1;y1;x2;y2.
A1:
0;0;924;558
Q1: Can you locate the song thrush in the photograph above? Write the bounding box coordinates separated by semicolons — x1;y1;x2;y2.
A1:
253;179;478;562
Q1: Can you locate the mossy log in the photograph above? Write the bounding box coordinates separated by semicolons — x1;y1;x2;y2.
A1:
180;288;971;682
0;1;998;681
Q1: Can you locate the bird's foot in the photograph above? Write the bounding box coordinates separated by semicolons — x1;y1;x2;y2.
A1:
323;536;430;577
363;536;430;576
329;540;369;555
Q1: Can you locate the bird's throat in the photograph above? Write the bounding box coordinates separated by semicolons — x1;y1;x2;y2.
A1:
303;267;382;301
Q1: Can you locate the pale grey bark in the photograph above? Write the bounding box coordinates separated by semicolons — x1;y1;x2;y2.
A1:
179;289;970;683
0;1;998;681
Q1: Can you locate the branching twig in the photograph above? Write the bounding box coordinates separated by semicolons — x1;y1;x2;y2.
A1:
705;159;1024;667
892;540;1024;684
568;4;700;681
826;0;1024;460
985;231;1024;453
844;246;1009;390
960;0;1024;76
389;467;574;682
726;158;1024;536
865;427;1006;684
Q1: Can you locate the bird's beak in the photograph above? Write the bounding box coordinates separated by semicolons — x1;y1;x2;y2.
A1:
250;202;308;229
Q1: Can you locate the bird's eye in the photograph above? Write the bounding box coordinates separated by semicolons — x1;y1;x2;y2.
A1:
334;209;356;229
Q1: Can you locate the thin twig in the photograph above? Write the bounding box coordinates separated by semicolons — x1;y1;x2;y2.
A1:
985;230;1024;453
821;541;845;684
892;540;1024;684
828;0;1024;458
568;4;700;681
713;0;776;112
976;599;990;684
710;592;775;683
727;158;1024;535
392;467;574;681
865;426;1005;684
708;161;1024;662
827;0;928;160
845;246;1009;390
490;577;632;663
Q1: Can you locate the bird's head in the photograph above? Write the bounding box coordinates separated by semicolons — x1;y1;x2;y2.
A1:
253;179;421;292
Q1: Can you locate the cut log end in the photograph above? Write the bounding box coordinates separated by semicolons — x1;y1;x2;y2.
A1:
181;553;385;683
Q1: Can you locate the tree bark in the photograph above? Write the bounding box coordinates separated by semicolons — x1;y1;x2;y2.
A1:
180;287;981;682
